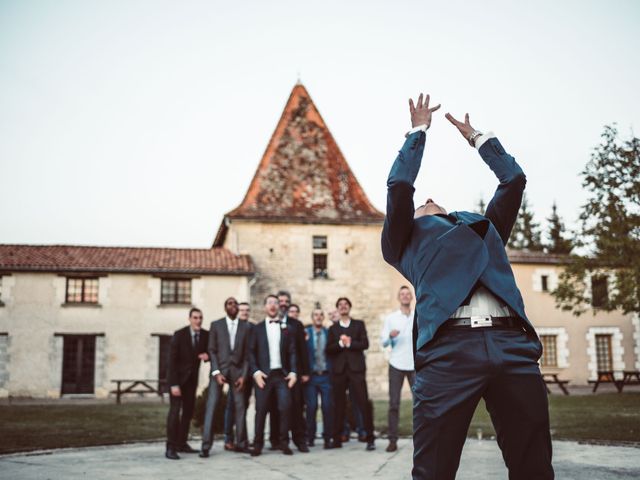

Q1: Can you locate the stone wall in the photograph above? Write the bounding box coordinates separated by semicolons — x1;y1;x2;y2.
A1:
225;220;409;397
0;272;249;398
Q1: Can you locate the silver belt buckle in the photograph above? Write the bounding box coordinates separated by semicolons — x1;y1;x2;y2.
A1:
470;316;493;328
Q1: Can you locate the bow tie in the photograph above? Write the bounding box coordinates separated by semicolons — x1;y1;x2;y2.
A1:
269;319;281;324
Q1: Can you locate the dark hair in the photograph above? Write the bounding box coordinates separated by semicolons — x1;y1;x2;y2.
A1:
264;294;279;305
224;297;238;308
399;285;411;292
335;297;352;308
276;290;291;301
238;302;250;307
289;303;300;312
189;307;202;318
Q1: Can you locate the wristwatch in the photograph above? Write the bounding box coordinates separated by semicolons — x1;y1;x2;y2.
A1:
468;130;483;147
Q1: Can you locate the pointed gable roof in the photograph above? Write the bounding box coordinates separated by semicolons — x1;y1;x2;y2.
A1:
214;83;383;246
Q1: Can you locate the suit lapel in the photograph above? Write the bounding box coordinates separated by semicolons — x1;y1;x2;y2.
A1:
219;319;231;352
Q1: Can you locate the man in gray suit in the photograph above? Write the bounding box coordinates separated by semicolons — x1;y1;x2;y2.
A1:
200;297;251;457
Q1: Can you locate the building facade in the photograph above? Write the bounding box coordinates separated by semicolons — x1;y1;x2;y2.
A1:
0;246;253;398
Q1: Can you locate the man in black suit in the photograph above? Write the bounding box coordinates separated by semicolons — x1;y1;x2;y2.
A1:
249;294;298;456
165;307;209;460
327;297;376;451
200;297;251;457
269;290;309;452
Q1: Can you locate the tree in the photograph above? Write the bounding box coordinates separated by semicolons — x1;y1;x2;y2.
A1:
545;201;573;254
475;197;486;215
553;125;640;315
508;193;543;250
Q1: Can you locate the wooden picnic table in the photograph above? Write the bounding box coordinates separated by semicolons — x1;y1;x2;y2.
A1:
588;370;640;393
541;373;570;395
110;379;167;404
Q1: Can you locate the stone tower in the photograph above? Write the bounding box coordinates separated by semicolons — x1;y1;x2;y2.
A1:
213;83;407;395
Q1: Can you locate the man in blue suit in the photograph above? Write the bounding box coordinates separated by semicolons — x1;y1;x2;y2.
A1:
304;308;332;449
381;93;553;480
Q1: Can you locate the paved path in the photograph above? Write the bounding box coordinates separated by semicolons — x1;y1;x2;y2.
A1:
1;438;639;479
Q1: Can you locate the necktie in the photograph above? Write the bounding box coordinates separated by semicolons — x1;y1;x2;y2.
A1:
193;331;199;348
229;321;237;350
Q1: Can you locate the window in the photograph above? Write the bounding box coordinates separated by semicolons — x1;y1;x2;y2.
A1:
541;275;549;292
312;235;328;278
313;235;328;249
540;335;557;367
595;334;613;371
591;275;608;308
65;278;99;304
161;279;192;304
313;254;328;279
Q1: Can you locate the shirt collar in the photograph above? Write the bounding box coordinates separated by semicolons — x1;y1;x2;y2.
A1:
339;319;351;328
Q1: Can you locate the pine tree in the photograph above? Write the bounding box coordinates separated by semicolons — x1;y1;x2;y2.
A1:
553;125;640;315
545;202;572;254
508;193;543;250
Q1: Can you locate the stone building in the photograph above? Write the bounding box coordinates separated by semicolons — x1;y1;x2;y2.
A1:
0;245;253;398
0;83;638;398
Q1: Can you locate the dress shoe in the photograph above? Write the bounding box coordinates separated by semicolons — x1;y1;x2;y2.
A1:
332;441;342;449
340;434;349;443
366;441;376;451
234;446;251;454
297;443;309;453
165;449;180;460
323;440;332;450
307;439;315;447
198;450;209;458
177;444;198;453
282;446;293;455
386;441;397;453
358;434;367;443
250;448;262;457
224;442;235;451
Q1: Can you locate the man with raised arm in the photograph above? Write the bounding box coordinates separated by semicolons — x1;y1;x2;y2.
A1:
381;93;554;480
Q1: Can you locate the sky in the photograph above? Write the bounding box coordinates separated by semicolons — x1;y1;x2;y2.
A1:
1;0;639;248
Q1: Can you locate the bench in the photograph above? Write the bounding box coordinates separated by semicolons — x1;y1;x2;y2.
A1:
541;373;570;395
588;371;623;393
110;379;167;404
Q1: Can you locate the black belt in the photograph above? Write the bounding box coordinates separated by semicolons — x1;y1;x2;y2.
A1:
444;316;522;329
312;370;329;376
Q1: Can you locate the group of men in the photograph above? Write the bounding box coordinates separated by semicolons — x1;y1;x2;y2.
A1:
165;289;416;460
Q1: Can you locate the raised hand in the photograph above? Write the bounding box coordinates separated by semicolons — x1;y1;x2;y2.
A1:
409;93;441;128
445;112;480;146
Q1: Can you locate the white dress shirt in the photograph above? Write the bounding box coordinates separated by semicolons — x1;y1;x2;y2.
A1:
226;316;238;350
380;309;414;371
338;318;351;348
254;317;295;379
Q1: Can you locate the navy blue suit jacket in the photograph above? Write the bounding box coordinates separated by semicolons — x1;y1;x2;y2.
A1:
249;320;297;376
381;131;535;350
305;325;331;373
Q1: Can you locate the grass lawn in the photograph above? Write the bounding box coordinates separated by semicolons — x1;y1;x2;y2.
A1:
1;393;639;454
373;393;640;444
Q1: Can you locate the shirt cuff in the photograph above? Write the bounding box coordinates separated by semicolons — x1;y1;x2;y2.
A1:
405;124;428;137
475;131;495;150
288;372;297;378
211;370;220;377
338;339;345;348
253;370;265;379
